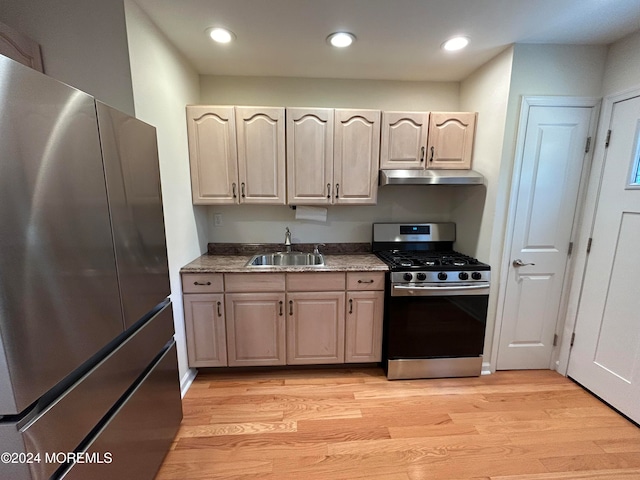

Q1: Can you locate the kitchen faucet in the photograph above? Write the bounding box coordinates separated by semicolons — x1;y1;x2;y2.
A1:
284;227;292;253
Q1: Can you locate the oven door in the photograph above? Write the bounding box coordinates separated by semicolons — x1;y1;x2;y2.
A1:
385;282;489;379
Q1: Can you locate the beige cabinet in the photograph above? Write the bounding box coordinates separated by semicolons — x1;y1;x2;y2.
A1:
235;107;286;204
225;292;286;366
286;108;380;205
334;109;381;204
186;106;286;205
186;106;238;204
426;112;477;170
0;21;44;72
286;272;346;365
182;274;227;367
380;111;430;170
182;270;384;368
380;111;477;170
286;108;334;204
286;291;345;365
183;294;227;367
345;273;385;363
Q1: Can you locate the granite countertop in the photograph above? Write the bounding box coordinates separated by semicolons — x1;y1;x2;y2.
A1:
181;242;388;273
180;253;388;274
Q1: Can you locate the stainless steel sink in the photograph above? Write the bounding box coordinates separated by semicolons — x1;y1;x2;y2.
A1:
245;252;325;267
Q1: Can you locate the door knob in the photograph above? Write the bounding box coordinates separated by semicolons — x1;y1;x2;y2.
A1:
512;259;535;267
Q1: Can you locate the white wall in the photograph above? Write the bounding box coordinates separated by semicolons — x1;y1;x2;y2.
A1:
483;44;607;372
200;75;459;110
456;47;514;367
457;46;514;261
124;0;206;388
200;75;460;244
1;0;135;115
601;30;640;96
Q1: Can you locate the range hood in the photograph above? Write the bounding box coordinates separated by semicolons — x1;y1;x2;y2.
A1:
379;169;484;186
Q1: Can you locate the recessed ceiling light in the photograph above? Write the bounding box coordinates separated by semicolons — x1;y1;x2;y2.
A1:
207;27;235;44
327;32;356;48
442;36;469;51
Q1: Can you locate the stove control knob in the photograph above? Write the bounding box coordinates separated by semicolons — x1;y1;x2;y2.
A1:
458;272;469;280
403;273;413;281
471;272;482;280
416;272;427;281
437;272;448;281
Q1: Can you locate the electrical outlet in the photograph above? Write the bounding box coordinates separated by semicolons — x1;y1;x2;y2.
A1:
214;213;223;226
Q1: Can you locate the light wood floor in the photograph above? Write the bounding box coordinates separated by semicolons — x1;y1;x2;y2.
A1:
155;367;640;480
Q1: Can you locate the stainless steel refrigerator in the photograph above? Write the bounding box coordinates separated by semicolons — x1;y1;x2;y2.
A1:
0;55;182;479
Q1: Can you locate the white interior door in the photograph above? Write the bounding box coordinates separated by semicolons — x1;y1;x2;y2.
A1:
567;94;640;424
497;100;597;370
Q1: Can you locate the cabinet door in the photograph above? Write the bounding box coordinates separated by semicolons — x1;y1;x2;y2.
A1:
287;292;345;365
186;106;239;204
225;293;286;366
235;107;286;204
426;112;477;170
0;21;44;72
380;111;429;170
345;291;384;363
183;294;227;367
334;109;381;205
286;108;334;205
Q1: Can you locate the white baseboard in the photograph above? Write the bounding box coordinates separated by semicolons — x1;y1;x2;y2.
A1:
180;368;197;398
481;361;493;375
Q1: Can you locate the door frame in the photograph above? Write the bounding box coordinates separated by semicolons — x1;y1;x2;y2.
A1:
558;86;640;375
490;95;601;372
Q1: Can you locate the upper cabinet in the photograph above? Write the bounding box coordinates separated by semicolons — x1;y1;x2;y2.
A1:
0;21;44;73
286;108;334;204
186;105;477;206
186;105;286;205
287;108;380;205
380;111;430;170
333;109;381;205
380;111;477;170
427;112;477;169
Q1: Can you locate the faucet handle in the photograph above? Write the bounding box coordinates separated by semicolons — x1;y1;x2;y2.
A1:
313;243;326;255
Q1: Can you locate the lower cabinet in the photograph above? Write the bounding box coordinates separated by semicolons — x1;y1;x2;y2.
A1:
287;291;345;365
183;293;227;367
182;271;384;368
346;290;384;363
225;292;286;366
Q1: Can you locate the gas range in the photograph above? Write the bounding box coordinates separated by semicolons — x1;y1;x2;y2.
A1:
372;223;490;285
373;222;491;380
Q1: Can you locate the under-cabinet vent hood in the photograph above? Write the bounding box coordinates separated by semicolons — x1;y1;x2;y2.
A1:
379;169;484;186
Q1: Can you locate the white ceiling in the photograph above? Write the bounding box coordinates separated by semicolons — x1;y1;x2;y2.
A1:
134;0;640;82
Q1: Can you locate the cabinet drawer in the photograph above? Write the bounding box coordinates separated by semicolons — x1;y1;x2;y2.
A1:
286;272;345;291
347;272;385;291
182;273;224;293
225;273;285;292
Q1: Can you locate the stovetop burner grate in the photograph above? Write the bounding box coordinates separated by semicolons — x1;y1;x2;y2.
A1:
375;250;490;271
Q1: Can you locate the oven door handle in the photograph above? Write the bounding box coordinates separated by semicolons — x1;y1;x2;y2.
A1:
392;284;490;297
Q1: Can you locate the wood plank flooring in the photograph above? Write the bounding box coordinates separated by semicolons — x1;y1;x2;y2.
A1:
155;368;640;480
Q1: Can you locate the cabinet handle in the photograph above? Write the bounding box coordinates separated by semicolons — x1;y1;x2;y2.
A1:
349;298;353;314
217;301;222;317
335;183;339;199
289;300;293;316
357;279;374;284
279;300;283;316
232;182;237;198
420;146;425;162
429;146;434;162
327;183;331;198
241;182;246;198
194;281;211;286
